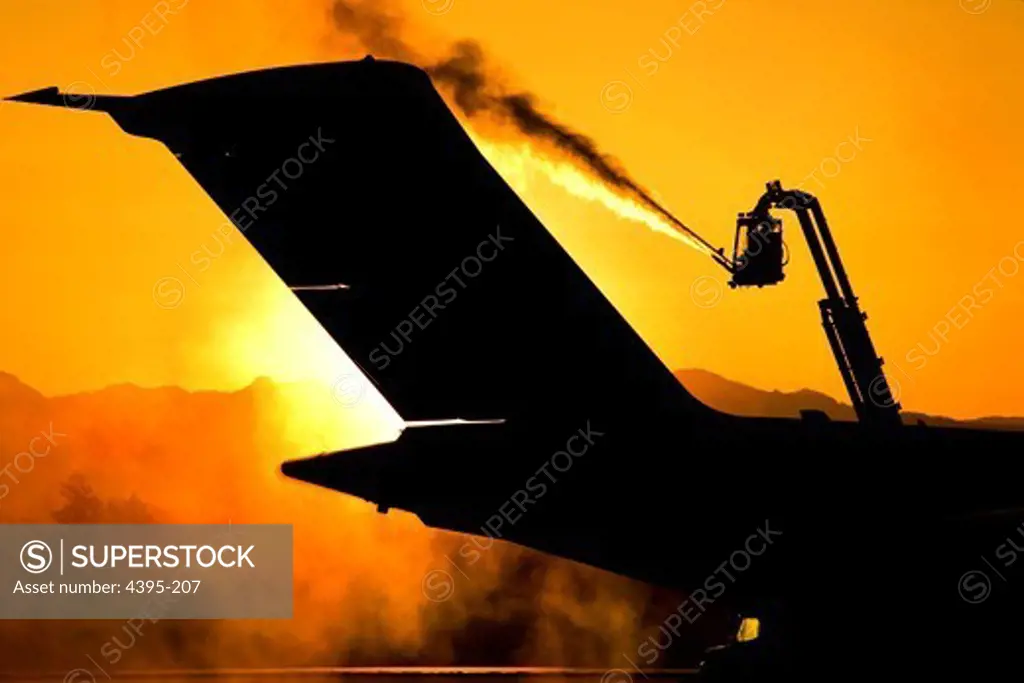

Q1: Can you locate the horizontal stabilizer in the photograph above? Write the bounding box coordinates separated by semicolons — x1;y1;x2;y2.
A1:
5;86;128;113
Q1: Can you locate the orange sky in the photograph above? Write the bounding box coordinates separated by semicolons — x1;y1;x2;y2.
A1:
1;0;1023;421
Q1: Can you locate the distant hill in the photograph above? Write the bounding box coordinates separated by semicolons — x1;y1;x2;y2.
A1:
676;368;1024;430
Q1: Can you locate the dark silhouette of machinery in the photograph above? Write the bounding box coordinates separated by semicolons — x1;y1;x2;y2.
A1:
8;59;1023;679
728;208;786;288
695;181;903;428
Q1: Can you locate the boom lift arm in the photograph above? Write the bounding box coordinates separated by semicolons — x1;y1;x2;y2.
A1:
704;181;903;428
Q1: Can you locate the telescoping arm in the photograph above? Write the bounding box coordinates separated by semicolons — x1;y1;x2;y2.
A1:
744;181;903;427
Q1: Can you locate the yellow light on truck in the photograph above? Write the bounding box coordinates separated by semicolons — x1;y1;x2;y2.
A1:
736;617;760;642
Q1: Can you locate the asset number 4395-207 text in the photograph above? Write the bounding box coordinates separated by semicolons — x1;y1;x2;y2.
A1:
126;579;200;594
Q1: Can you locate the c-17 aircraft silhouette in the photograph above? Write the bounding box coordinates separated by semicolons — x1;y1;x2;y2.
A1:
9;58;1024;679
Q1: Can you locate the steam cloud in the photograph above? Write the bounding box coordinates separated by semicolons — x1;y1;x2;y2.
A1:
0;373;708;672
330;0;712;253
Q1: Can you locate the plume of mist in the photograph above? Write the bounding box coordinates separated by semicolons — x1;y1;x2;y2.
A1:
331;0;417;62
330;0;713;254
0;375;704;672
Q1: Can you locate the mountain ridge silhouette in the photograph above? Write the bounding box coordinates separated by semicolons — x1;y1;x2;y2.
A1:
2;369;1021;429
674;368;1024;429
